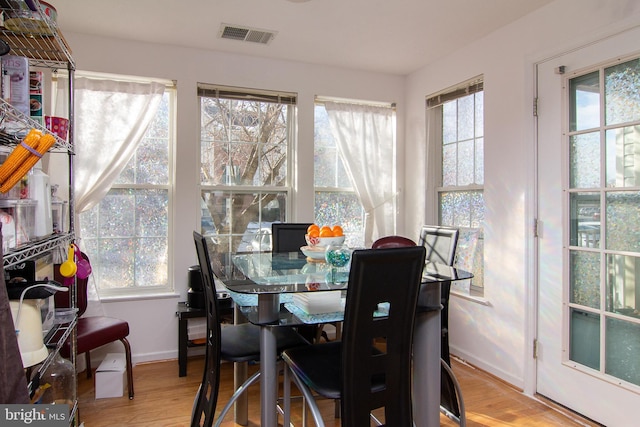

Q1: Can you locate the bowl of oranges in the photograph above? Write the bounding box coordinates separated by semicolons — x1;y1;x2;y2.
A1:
305;223;345;248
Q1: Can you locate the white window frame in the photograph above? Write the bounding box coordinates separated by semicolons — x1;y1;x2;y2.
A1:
198;84;296;252
76;72;176;298
427;77;485;296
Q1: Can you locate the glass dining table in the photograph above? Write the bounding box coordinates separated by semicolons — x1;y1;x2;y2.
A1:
211;249;472;427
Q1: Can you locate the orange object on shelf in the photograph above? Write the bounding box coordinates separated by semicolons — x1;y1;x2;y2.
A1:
0;128;41;183
0;130;57;193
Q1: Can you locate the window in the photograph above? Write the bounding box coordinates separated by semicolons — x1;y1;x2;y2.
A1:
427;78;485;294
78;74;175;297
314;101;367;248
198;84;295;252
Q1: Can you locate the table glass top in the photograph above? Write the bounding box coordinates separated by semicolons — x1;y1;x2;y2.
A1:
212;250;471;295
212;250;472;326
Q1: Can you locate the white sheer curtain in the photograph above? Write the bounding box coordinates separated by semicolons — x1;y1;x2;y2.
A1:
62;77;165;214
54;76;164;308
324;101;396;247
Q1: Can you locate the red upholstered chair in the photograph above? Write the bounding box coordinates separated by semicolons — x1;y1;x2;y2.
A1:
54;252;134;399
371;235;416;249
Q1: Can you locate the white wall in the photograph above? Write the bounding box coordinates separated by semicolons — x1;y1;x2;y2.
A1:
404;0;640;392
59;32;404;364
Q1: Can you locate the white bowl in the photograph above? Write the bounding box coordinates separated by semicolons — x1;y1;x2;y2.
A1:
305;234;321;247
319;235;345;247
300;245;327;261
305;234;345;248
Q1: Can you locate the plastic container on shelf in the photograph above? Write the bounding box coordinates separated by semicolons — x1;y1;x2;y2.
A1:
51;199;68;234
0;206;16;251
28;160;52;238
32;352;76;405
0;198;36;245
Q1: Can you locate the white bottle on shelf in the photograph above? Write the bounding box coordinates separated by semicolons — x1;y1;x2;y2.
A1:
29;160;53;238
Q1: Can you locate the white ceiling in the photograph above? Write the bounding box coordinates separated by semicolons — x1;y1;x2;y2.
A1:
52;0;553;75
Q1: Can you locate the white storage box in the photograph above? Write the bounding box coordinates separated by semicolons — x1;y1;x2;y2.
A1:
292;291;342;314
187;317;207;341
95;353;127;399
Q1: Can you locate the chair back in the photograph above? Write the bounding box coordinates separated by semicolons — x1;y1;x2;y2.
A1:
341;246;426;426
371;235;416;249
418;225;459;266
271;223;312;253
192;231;222;427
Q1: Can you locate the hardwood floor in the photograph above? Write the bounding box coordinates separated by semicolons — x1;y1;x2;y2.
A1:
77;356;601;427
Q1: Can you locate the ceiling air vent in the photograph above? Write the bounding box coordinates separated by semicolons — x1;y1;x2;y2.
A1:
219;24;277;45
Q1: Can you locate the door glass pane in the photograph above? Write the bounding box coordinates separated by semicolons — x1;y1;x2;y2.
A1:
606;317;640;386
570;132;600;188
605;191;640;252
570;71;600;132
570;250;600;309
570;308;600;370
569;192;600;248
605;58;640;126
606;254;640;314
606;126;640;188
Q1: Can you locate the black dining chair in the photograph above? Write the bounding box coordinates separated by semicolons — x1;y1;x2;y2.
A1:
271;222;338;344
418;225;466;425
281;246;426;427
191;231;309;427
271;222;312;254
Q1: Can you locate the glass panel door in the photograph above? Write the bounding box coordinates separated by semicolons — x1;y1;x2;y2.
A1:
567;57;640;385
536;26;640;427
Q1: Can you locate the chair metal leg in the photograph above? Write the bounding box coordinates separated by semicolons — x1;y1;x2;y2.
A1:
285;365;325;427
85;352;92;378
120;337;135;399
440;358;466;426
214;370;261;427
283;363;292;427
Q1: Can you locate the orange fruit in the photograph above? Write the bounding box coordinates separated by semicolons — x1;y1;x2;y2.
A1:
332;225;344;236
307;224;319;234
319;228;334;237
319;225;332;234
308;228;320;238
